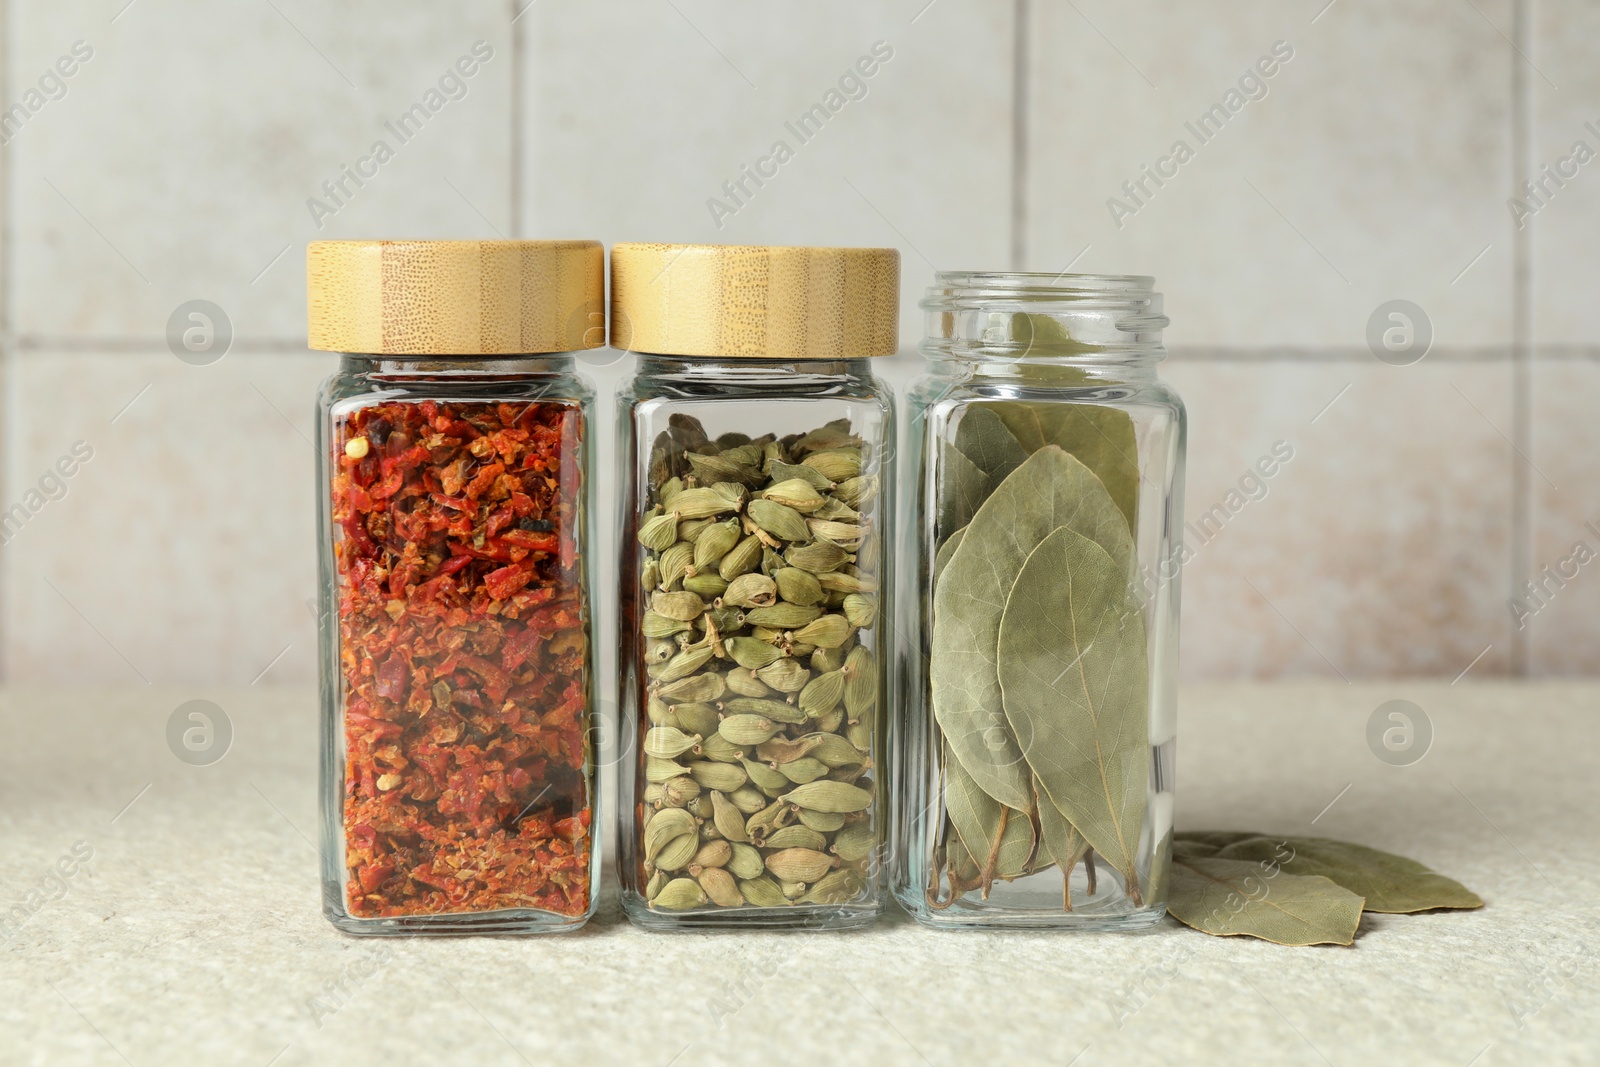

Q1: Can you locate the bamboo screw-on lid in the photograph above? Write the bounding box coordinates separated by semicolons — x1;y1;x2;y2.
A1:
610;243;900;359
307;239;605;355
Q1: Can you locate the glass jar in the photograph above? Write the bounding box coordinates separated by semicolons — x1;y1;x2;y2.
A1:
611;243;899;930
893;272;1184;930
309;240;605;935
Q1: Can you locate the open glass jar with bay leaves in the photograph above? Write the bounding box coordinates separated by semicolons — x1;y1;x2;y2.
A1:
310;240;606;936
612;243;899;930
893;272;1184;930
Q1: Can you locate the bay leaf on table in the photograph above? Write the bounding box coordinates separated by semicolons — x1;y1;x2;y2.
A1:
1168;856;1365;946
931;447;1136;813
992;404;1142;535
944;745;1036;883
996;525;1149;894
1214;836;1484;914
953;405;1030;484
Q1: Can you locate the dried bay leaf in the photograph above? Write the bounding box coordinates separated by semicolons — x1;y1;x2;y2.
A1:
1167;856;1365;946
1213;836;1484;914
944;745;1036;883
992;404;1141;535
953;406;1030;484
936;443;990;541
995;526;1149;897
1034;776;1088;899
932;526;966;587
930;448;1135;813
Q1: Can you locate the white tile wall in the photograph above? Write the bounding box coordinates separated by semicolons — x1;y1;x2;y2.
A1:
0;0;1588;682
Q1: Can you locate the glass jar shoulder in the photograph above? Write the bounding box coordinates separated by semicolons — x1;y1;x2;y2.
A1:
907;365;1182;422
618;358;893;409
318;356;596;415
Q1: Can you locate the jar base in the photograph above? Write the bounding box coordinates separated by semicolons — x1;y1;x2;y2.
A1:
893;886;1167;932
324;905;594;938
621;893;881;933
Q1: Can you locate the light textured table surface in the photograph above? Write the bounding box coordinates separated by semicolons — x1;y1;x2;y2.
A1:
1;682;1596;1067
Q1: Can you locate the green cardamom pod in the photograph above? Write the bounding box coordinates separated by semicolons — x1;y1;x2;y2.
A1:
644;726;702;760
718;534;763;580
777;757;829;784
759;478;827;513
688;760;748;793
637;511;680;551
727;786;768;814
754;658;809;693
685;794;715;820
767;460;833;490
663;701;719;738
737;875;789;908
783;780;871;813
658;476;684;508
810;646;846;673
655;830;701;872
764;847;836;883
718;714;783;746
763;825;827;852
651;876;708;910
645;756;690;784
657;542;694;592
784;541;851;574
846;718;872;753
741;759;793;795
831;822;877;863
808;732;866;769
702;606;746;635
676;517;714;544
686;451;763;488
726;637;785;669
727;842;765;880
668;486;739;519
800;448;862;482
656;672;725;704
842;593;876;628
693;518;742;570
746;498;811;543
761;547;786;575
691;838;732;870
792;614;851;649
646;869;666;901
796;808;847;833
696;733;747;764
644;807;696;862
745;798;789;840
743;603;823;629
697;866;745;908
710;481;747;505
721;697;808;724
642;611;692;638
816;570;878;594
663;775;703;806
724;667;773;697
641;558;660;592
722;573;778;608
681;573;728;600
651;590;707;622
711;791;749;843
855;532;881;572
756;734;825;765
843;645;877;719
810;497;859;522
773;567;825;607
798;669;845;717
806;519;864;546
644;637;677;666
781;881;808;901
814;708;846;734
804;868;865;905
653;644;714;682
832;474;879;509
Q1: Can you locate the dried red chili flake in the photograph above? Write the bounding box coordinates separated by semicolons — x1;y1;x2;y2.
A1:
332;399;592;919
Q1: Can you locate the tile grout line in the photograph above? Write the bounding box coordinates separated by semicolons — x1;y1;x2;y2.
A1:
1510;0;1533;675
509;0;524;238
0;0;12;684
1009;0;1029;271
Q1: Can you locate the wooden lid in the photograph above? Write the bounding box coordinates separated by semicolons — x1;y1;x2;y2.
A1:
306;240;605;354
610;243;900;359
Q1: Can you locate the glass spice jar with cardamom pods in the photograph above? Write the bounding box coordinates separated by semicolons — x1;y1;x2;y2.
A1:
612;243;899;930
893;272;1185;930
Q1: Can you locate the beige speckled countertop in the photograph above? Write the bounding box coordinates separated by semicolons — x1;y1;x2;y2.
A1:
1;683;1596;1066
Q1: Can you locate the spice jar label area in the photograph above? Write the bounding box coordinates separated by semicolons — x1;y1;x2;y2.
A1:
330;400;594;921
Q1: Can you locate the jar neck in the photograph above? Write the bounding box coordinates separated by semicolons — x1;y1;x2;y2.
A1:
634;354;877;383
340;353;579;378
920;272;1167;374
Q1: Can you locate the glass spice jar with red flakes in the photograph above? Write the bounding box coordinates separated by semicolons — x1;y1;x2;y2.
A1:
309;239;605;935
